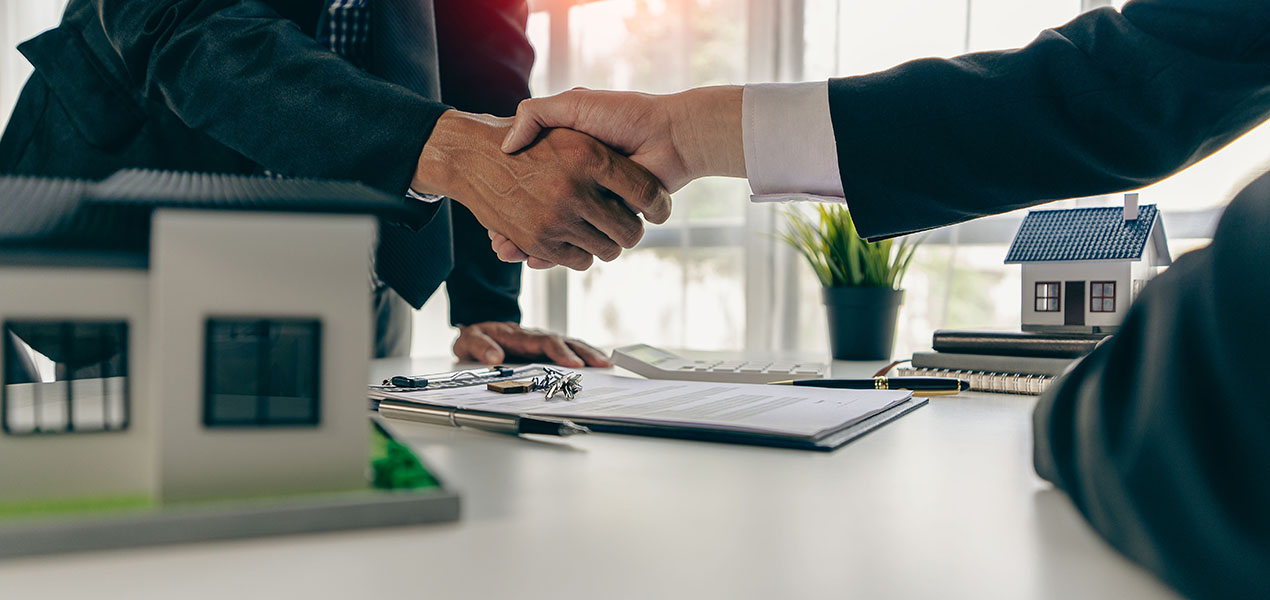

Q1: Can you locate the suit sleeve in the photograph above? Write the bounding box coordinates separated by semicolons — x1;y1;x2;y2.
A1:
1031;173;1270;598
827;0;1270;239
89;0;451;195
434;0;534;326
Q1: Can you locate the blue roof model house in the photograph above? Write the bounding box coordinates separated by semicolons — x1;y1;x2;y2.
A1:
1006;194;1171;334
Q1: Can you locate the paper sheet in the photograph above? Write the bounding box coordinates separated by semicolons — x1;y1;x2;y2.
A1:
375;367;912;439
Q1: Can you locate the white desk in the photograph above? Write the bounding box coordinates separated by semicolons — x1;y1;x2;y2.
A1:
0;356;1179;600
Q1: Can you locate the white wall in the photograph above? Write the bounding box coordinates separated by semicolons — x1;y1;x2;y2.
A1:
1131;242;1158;303
149;210;373;502
1020;261;1130;330
0;266;155;503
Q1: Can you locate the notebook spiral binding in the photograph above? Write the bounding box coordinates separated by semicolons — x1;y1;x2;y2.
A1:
895;367;1053;396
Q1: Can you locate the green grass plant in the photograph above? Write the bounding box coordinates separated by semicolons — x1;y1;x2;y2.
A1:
780;204;920;289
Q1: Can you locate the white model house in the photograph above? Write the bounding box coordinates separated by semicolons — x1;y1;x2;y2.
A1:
1005;194;1171;334
0;170;422;505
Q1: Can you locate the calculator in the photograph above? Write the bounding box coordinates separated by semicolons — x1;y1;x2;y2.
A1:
610;344;828;385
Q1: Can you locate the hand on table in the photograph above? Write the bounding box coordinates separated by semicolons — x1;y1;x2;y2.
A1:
452;321;611;369
489;86;745;268
413;111;671;271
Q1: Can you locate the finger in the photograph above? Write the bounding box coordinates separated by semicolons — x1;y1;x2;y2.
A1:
453;327;506;365
493;237;530;263
494;234;532;261
526;257;557;269
480;323;546;360
580;190;645;251
538;336;585;369
593;153;673;225
502;94;582;154
531;241;595;271
566;339;612;367
562;219;624;263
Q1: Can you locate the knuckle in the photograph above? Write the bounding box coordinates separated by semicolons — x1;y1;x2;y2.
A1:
536;219;570;241
549;180;581;202
570;139;606;169
592;148;617;174
599;245;623;262
616;217;644;248
521;238;553;259
637;180;664;209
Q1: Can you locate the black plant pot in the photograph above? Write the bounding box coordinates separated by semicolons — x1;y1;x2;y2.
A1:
822;286;905;361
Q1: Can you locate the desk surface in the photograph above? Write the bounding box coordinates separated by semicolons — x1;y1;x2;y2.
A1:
0;356;1178;600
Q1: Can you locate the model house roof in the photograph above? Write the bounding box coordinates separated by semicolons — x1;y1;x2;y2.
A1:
0;170;428;260
1004;204;1170;265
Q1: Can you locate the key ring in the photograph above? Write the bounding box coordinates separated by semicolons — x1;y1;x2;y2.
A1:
531;367;584;401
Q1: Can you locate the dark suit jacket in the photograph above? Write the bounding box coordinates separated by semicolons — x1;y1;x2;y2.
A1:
828;1;1270;597
0;0;532;325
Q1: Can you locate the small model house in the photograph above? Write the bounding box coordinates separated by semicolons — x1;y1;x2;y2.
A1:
0;169;431;510
1005;194;1171;334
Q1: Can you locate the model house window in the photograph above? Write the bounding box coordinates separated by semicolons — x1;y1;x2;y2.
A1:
204;319;321;428
1091;282;1116;313
1034;282;1060;312
2;321;129;435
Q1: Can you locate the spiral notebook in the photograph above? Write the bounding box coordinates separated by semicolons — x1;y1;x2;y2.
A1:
896;367;1052;395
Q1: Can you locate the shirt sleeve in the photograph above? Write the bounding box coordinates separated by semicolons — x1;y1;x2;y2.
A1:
742;82;845;203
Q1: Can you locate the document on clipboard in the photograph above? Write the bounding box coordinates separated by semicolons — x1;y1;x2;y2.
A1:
370;367;926;451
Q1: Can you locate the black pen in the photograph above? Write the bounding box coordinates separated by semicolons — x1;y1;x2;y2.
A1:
769;376;969;396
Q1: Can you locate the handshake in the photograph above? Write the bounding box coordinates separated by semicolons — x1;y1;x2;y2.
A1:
411;86;745;270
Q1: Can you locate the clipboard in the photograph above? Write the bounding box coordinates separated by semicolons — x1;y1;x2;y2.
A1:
372;368;929;452
563;395;928;451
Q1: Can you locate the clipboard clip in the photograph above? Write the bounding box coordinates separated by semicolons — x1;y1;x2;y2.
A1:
386;365;516;389
376;365;584;401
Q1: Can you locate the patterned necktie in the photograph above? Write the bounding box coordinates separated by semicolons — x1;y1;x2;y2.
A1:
319;0;455;309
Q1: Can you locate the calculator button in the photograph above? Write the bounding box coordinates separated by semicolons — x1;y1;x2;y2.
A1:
793;366;822;375
738;364;768;373
714;361;744;371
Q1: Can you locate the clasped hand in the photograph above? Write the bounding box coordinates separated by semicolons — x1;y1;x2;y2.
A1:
481;87;744;268
412;110;671;270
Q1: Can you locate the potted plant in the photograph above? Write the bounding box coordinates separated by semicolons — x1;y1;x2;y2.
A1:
780;205;920;360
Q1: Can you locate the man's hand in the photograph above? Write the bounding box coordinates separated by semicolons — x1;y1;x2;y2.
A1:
500;86;746;192
452;322;611;368
413;111;672;270
492;86;745;267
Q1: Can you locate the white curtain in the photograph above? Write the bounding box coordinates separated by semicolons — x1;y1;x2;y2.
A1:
0;0;65;125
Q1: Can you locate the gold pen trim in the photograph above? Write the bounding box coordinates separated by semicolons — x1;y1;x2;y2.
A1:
912;389;962;397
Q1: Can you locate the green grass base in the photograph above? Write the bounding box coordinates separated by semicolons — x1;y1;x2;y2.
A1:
0;421;439;522
0;494;155;520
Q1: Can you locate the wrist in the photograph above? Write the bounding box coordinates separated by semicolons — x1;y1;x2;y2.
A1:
412;110;462;197
667;85;745;180
413;110;510;200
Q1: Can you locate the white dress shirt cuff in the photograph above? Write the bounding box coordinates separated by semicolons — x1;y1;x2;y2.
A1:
742;82;845;203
